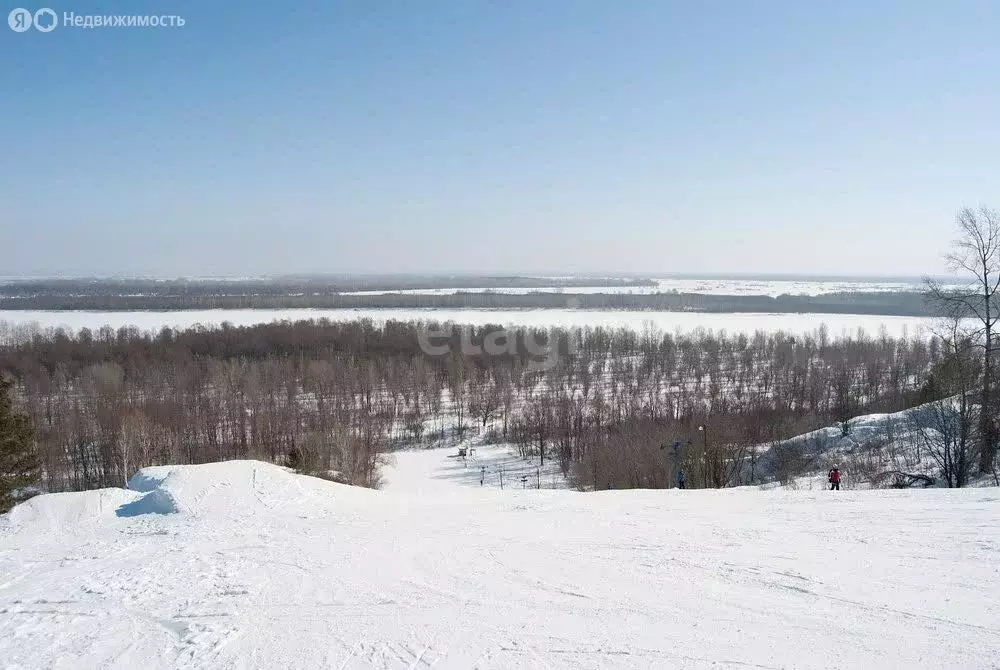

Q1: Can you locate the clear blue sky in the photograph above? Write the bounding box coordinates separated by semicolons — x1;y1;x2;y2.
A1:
2;1;998;277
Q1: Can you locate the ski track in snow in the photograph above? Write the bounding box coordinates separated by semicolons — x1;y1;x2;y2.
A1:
2;447;1000;669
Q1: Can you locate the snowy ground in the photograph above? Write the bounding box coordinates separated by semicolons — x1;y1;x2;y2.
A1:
384;444;571;496
3;451;1000;669
0;308;935;339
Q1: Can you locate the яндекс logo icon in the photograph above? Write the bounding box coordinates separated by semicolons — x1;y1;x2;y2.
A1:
8;7;33;31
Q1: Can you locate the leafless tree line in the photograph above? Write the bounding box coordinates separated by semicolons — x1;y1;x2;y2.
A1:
0;317;944;493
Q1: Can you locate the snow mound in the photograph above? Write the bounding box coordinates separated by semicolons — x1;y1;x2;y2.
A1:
1;487;144;532
123;460;362;516
2;460;372;535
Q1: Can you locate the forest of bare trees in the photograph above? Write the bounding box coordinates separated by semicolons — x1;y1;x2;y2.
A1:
0;317;944;493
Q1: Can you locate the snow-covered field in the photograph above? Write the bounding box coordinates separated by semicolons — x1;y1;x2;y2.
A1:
3;450;999;669
341;277;954;297
0;309;935;339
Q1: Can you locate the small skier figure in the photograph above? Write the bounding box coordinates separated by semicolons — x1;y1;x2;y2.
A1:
677;469;686;489
828;466;841;491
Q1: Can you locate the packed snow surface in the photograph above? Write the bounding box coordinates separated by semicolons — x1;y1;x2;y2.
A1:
3;451;1000;669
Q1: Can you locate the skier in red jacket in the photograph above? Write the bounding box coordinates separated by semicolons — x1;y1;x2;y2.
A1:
828;466;841;491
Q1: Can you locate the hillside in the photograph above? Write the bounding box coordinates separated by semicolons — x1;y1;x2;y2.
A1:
757;400;999;490
3;456;999;668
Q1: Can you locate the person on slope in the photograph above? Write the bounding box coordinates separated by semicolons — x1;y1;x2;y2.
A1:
828;466;841;491
677;469;686;490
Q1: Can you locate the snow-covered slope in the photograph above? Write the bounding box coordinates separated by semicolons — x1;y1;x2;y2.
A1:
756;400;994;489
2;456;999;668
384;443;571;496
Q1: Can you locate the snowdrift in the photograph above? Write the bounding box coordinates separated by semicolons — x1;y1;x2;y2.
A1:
122;459;352;517
2;460;375;536
2;487;144;531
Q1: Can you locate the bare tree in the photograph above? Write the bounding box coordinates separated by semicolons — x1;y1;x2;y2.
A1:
909;318;980;487
928;206;1000;472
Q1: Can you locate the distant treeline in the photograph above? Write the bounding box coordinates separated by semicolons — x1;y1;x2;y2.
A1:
0;289;934;316
0;275;655;299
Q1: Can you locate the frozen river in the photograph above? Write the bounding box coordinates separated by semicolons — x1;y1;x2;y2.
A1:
341;277;952;298
0;308;938;339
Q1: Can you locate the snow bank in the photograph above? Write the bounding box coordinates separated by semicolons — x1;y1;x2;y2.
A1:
3;461;375;535
1;487;143;531
122;460;380;517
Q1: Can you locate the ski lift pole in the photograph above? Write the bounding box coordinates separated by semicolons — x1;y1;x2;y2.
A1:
661;440;683;488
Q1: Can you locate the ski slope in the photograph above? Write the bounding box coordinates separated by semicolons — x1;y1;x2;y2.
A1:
2;452;1000;669
384;444;571;496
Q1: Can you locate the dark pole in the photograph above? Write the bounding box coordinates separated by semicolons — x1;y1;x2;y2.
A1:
699;424;708;487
